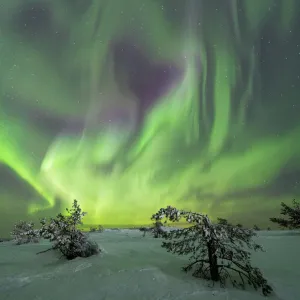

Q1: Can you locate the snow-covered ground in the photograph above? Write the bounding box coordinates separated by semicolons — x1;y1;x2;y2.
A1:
0;230;299;300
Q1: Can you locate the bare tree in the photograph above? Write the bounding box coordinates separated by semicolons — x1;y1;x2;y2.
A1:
151;206;272;296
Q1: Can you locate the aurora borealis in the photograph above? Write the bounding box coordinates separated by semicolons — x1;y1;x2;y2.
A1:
0;0;299;235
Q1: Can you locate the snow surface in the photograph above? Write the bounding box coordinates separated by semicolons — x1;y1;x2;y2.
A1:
0;230;299;300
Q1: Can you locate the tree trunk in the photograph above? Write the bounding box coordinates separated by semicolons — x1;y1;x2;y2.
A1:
207;241;219;281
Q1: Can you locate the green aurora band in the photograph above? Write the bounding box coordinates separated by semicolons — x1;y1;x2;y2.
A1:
0;0;299;233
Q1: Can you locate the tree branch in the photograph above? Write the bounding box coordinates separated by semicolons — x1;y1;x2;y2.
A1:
217;264;253;288
36;247;53;255
184;259;210;270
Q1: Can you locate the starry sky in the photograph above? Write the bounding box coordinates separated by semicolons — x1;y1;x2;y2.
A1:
0;0;299;236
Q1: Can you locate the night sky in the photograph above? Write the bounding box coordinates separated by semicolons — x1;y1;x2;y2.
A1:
0;0;299;236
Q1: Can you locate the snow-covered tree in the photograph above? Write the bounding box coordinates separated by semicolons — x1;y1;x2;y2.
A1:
270;200;300;229
38;200;99;260
151;206;272;296
11;220;40;245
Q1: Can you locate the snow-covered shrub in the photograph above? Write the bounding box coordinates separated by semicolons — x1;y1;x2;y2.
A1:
253;224;260;231
11;220;40;245
139;221;165;238
152;221;165;238
151;206;273;296
270;199;300;229
38;200;100;260
89;227;97;232
89;224;104;233
97;224;104;232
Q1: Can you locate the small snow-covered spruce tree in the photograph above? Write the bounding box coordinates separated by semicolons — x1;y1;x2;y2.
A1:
11;220;40;245
151;206;272;296
38;200;99;260
270;199;300;229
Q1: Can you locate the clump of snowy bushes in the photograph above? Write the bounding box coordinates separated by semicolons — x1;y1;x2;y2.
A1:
11;220;40;245
89;224;104;233
151;206;273;296
12;200;100;260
